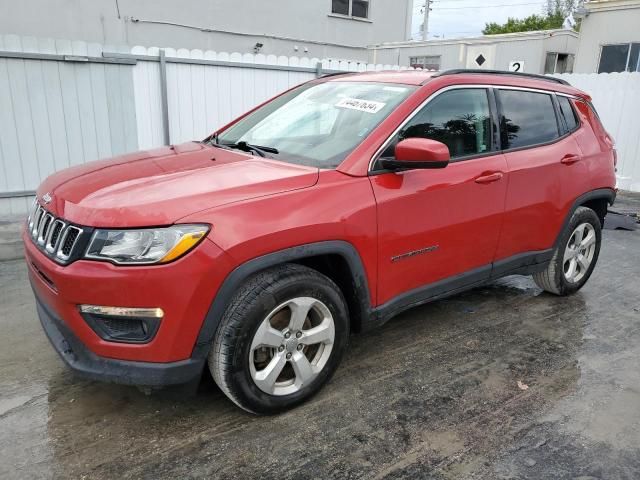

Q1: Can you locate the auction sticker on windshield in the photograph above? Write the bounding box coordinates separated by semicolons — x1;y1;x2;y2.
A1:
335;97;386;114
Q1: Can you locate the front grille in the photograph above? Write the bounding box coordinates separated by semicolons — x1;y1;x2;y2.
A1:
26;201;85;264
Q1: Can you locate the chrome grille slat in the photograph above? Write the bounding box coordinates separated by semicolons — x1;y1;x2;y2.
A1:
26;203;84;264
31;207;44;237
45;220;65;253
37;214;53;245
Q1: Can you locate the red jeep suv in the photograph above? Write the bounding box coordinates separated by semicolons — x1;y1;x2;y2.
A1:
25;69;616;413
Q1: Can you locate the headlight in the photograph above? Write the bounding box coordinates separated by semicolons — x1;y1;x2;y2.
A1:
85;224;209;265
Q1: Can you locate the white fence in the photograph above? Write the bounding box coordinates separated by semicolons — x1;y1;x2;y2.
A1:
130;46;413;149
1;35;639;217
554;72;640;193
0;36;411;216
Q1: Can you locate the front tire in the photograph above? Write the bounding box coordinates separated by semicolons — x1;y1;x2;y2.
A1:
533;206;602;295
209;264;349;414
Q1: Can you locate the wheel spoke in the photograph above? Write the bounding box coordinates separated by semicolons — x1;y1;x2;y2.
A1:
580;229;596;248
301;320;334;346
288;297;315;331
565;258;577;280
573;225;584;245
291;351;315;387
253;353;286;394
576;253;590;271
251;320;284;350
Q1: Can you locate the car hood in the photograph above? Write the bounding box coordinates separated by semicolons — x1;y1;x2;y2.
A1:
36;142;319;227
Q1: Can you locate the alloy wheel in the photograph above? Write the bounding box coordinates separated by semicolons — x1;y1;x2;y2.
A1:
249;297;335;396
563;222;596;283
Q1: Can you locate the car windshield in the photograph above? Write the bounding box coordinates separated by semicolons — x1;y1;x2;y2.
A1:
215;81;415;168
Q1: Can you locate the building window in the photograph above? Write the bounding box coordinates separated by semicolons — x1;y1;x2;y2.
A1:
409;56;441;71
598;43;640;73
544;52;575;74
331;0;369;19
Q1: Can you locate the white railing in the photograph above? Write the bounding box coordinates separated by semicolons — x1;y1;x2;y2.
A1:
553;72;640;192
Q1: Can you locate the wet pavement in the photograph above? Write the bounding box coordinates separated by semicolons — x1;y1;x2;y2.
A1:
1;201;639;479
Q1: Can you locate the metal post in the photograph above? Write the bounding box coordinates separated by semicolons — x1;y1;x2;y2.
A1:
422;0;431;41
315;61;323;78
158;49;171;145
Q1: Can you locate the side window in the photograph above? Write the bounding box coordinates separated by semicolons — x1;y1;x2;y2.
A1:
557;96;579;133
498;90;559;149
382;89;492;160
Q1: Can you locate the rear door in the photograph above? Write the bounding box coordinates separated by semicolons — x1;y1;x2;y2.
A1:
370;87;508;306
493;88;583;271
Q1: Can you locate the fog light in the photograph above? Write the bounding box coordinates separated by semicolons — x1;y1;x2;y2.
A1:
79;305;163;343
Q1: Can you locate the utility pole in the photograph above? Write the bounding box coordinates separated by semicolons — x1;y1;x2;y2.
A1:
422;0;432;41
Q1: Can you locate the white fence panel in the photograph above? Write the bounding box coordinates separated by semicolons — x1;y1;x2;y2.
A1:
131;47;417;149
0;35;138;216
132;47;321;148
554;72;640;192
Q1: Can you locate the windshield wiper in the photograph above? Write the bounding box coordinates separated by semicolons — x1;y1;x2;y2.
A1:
223;141;279;157
204;135;279;157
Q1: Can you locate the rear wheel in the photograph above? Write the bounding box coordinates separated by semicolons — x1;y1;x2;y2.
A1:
533;206;602;295
209;264;349;414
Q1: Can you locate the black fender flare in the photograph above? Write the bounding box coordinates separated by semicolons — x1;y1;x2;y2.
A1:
553;187;616;250
191;240;373;359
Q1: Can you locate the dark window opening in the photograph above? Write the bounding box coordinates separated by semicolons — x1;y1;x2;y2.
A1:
409;56;441;71
331;0;349;15
598;43;640;73
380;89;492;161
331;0;369;19
557;96;579;133
544;52;575;74
352;0;369;18
498;90;559;149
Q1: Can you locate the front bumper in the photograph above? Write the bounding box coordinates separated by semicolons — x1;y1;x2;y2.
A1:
24;227;234;365
34;289;205;386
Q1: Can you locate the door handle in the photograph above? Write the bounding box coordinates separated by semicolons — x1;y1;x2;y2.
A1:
475;172;503;184
561;154;581;165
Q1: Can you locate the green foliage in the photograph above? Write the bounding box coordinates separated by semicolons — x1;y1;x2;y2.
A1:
483;0;581;35
483;12;565;35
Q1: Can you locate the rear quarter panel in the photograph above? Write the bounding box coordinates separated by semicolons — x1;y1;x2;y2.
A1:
572;99;617;194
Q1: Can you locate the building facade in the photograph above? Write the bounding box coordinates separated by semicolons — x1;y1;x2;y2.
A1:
573;0;640;73
368;30;579;74
0;0;413;61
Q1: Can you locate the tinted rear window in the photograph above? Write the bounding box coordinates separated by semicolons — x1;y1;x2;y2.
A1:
557;96;579;132
498;90;560;149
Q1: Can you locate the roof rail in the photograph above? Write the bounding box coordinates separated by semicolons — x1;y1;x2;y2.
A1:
320;71;351;79
431;69;571;86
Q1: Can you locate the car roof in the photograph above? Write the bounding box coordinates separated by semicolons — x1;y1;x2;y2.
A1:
322;69;588;98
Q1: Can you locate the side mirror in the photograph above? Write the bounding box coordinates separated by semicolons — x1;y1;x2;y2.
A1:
381;138;450;170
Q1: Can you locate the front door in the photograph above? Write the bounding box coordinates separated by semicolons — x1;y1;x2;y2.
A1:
370;87;507;306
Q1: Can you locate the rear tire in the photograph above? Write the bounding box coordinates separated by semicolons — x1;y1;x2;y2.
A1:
209;263;349;414
533;206;601;295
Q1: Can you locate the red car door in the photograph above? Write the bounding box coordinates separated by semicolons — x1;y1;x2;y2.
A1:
370;87;507;307
493;88;583;267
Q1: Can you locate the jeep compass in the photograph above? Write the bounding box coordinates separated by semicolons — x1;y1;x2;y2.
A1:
24;69;617;413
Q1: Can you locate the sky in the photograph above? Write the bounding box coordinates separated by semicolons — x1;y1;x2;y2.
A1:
410;0;552;39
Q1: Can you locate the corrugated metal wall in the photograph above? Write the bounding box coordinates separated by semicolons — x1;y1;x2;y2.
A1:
0;34;138;216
